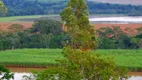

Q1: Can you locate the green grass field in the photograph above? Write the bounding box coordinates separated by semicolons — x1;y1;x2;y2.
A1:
0;49;63;67
0;49;142;71
97;49;142;71
0;15;44;22
0;15;60;22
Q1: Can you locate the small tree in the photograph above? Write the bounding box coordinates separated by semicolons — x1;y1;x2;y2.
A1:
33;18;63;35
8;33;20;50
40;33;53;48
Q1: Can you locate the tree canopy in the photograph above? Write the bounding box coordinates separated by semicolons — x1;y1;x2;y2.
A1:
60;0;97;51
2;0;142;16
33;19;63;35
0;1;7;15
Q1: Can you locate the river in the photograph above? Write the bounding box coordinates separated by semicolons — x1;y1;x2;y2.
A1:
11;72;142;80
4;68;142;80
89;16;142;24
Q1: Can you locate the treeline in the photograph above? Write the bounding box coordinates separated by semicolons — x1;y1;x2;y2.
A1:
2;0;142;16
0;19;68;50
97;26;142;49
0;19;142;50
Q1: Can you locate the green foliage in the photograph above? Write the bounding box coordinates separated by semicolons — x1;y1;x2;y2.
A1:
60;0;97;50
0;1;7;15
49;33;70;48
33;18;63;35
37;48;128;80
0;65;14;80
40;34;53;48
36;0;127;80
0;23;141;50
8;24;24;32
2;0;142;16
97;26;135;49
0;18;67;50
8;33;20;50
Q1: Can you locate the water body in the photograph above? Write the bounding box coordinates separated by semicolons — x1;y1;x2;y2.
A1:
89;16;142;24
9;73;142;80
6;67;142;80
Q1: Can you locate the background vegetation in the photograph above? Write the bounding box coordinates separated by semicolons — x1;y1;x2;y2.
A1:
0;19;142;50
2;0;142;16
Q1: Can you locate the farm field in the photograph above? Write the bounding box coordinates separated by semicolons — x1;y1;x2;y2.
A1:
0;49;142;71
0;15;60;22
0;49;63;67
0;15;42;22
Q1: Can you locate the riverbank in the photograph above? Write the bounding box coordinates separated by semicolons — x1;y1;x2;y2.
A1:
0;49;142;71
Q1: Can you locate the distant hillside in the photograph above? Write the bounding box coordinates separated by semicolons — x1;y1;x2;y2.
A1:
2;0;142;16
26;0;66;3
89;0;142;5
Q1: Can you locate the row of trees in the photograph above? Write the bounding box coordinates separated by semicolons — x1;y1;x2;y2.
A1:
2;0;142;16
0;19;142;50
0;19;69;50
97;26;142;49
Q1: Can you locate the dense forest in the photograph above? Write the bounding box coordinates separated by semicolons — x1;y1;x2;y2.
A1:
2;0;142;16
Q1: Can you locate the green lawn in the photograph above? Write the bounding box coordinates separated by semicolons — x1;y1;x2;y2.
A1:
0;49;142;71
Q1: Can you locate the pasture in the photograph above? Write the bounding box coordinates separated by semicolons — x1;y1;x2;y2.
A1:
0;15;59;22
0;49;142;71
0;15;42;22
